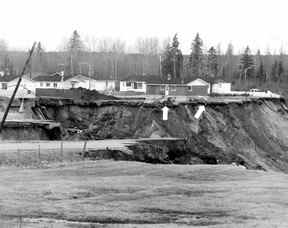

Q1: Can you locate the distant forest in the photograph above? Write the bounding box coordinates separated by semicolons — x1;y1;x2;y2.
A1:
0;31;288;91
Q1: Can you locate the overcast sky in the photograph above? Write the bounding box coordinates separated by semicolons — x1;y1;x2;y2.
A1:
0;0;287;54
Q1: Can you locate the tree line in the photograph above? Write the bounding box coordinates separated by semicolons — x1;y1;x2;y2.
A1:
161;33;288;88
0;31;288;88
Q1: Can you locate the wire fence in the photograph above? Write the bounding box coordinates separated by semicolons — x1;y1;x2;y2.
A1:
0;141;87;166
0;140;137;166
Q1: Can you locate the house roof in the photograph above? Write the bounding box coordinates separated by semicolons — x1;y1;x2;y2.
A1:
213;79;230;84
122;74;163;83
33;73;65;82
122;74;188;84
187;78;209;86
0;75;19;82
65;74;91;82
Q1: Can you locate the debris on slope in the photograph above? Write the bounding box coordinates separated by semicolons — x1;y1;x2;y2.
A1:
37;97;288;172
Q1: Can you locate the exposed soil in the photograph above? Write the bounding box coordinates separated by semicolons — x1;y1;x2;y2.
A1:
37;98;288;172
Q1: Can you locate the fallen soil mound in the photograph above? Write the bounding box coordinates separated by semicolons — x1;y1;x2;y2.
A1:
70;87;118;102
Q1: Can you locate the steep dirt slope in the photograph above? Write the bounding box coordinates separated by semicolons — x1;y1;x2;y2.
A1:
39;98;288;172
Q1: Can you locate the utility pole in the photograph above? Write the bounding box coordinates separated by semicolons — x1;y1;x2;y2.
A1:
80;62;92;89
159;55;162;79
173;54;176;80
70;54;73;76
0;42;36;132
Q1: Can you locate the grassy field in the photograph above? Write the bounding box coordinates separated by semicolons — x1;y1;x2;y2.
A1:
0;160;287;227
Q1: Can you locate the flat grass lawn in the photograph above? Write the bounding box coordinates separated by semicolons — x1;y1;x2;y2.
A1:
0;161;287;227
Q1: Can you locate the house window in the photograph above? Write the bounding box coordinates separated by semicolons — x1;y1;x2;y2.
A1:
1;83;7;90
170;86;176;92
160;85;165;91
136;82;143;89
53;83;57;88
27;90;31;94
71;81;76;88
40;82;43;87
46;82;50;87
188;86;192;91
126;81;132;87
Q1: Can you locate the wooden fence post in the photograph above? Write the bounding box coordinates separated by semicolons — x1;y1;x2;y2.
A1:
38;144;41;164
60;141;64;161
82;141;87;158
17;146;20;166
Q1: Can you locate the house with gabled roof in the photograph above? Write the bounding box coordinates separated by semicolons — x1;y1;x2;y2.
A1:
0;74;36;98
186;78;210;95
63;74;116;91
120;74;162;93
63;74;91;89
33;72;65;89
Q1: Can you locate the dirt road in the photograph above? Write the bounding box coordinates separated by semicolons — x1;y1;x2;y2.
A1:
0;161;287;227
0;138;182;153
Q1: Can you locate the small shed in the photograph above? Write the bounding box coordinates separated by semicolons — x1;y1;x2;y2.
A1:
186;78;210;96
146;84;188;96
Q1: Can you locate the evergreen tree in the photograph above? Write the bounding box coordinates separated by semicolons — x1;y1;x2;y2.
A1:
256;50;266;83
277;60;284;82
161;43;173;80
66;30;86;75
256;61;266;83
1;55;14;76
223;43;234;80
240;46;255;80
171;34;183;80
189;33;204;79
271;60;278;82
33;42;47;73
68;30;85;53
207;46;218;78
160;34;183;81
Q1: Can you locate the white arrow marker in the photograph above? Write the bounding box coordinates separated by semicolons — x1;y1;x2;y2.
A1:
162;106;169;121
194;105;205;119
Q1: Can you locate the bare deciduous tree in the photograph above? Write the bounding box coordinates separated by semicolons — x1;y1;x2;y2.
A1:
135;37;159;55
97;38;126;53
0;39;8;52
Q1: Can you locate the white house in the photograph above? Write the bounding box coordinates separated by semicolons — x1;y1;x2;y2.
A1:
94;80;116;91
212;80;231;94
0;75;36;98
120;80;146;93
33;73;64;89
120;75;162;93
64;75;116;91
120;75;147;93
63;74;91;89
186;78;210;94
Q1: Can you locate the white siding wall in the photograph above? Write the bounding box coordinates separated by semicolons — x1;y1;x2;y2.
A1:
9;78;37;93
93;81;116;91
212;83;231;94
63;80;89;89
120;81;146;93
32;80;62;89
0;78;36;98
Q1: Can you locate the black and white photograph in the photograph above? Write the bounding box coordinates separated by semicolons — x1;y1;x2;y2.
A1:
0;0;287;227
